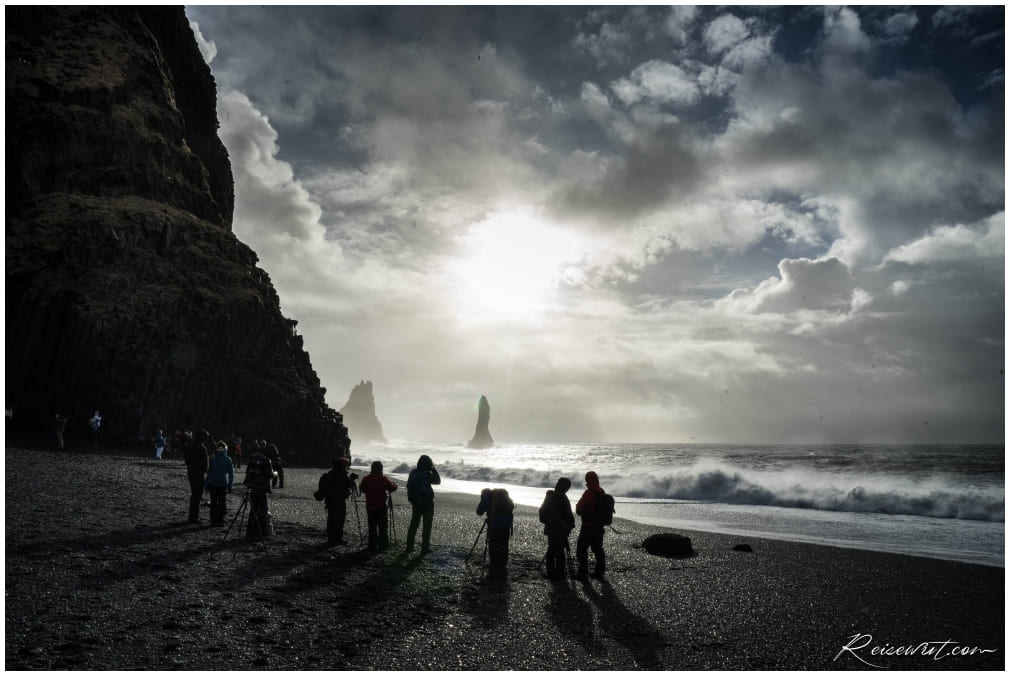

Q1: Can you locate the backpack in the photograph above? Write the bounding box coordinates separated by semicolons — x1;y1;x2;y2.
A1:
489;488;513;520
597;491;615;526
538;490;555;524
244;453;272;489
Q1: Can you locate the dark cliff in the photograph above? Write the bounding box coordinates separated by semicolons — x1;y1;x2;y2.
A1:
467;395;494;449
339;380;387;444
6;6;349;464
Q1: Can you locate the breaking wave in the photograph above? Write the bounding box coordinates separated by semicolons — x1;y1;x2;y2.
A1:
382;458;1004;522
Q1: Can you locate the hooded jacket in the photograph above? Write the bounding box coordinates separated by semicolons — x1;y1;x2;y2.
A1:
575;471;605;528
205;448;234;489
406;456;441;505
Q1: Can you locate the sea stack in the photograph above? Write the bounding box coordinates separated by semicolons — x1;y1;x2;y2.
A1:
467;395;494;449
339;380;387;443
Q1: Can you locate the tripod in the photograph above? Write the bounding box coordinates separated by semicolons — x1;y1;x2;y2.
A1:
466;519;488;569
388;493;397;545
214;489;268;556
538;538;576;578
350;488;364;545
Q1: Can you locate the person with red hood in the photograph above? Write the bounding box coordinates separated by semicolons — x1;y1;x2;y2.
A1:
574;470;607;581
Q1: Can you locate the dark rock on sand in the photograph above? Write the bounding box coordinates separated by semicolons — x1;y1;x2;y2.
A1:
467;395;494;449
6;6;348;465
643;533;694;557
340;380;387;443
733;543;754;552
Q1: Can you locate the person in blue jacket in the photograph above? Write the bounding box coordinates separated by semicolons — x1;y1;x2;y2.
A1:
205;440;235;525
405;454;441;554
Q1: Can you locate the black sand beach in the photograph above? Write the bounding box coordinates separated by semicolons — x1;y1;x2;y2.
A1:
5;445;1004;670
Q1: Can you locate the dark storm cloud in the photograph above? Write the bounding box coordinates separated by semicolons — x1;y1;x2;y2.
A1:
186;6;1003;443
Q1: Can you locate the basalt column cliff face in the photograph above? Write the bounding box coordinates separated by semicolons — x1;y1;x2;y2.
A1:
6;7;349;464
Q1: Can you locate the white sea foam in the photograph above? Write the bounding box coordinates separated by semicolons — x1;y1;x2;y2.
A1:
350;441;1005;565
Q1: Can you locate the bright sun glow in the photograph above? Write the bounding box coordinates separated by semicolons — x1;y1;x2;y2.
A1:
451;208;582;323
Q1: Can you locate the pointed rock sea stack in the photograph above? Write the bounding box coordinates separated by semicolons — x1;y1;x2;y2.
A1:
5;6;349;464
467;395;494;449
339;380;387;443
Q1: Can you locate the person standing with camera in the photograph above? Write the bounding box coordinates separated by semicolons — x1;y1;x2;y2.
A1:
313;457;358;545
205;440;234;525
183;429;209;524
242;443;276;539
359;461;398;552
477;487;514;580
405;454;441;554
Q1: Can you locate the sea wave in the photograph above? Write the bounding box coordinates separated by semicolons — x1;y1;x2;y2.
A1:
377;458;1004;522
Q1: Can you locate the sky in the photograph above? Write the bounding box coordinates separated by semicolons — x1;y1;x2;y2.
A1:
184;5;1004;445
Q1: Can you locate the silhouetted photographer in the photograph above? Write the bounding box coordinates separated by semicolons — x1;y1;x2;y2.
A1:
314;457;358;545
243;444;277;539
405;454;440;554
477;487;514;580
539;477;575;580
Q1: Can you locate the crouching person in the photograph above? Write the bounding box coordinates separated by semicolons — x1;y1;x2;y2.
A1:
205;440;235;525
243;445;276;539
477;488;514;580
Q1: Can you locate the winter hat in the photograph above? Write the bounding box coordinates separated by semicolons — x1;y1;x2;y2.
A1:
335;457;350;469
371;461;383;474
585;471;600;487
555;477;572;493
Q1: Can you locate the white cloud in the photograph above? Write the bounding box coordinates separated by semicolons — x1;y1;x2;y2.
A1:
610;60;701;107
189;20;217;64
721;35;775;71
878;12;919;45
723;257;856;315
703;14;752;56
883;213;1005;265
820;7;873;57
665;5;699;45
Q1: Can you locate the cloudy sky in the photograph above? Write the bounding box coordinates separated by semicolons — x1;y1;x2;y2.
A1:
184;5;1004;444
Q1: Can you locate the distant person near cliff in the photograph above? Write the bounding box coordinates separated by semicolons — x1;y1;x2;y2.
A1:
358;461;398;552
152;428;166;459
265;443;285;489
230;435;242;469
574;471;608;582
314;457;358;545
205;440;234;525
405;455;441;554
182;430;209;524
54;413;68;450
88;410;102;447
539;477;575;580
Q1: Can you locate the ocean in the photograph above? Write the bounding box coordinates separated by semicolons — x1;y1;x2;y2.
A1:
348;441;1004;568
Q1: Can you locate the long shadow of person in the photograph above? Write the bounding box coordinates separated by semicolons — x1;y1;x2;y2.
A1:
458;576;510;630
582;581;667;668
545;577;600;657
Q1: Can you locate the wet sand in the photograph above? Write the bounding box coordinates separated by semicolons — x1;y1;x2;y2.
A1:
5;446;1004;670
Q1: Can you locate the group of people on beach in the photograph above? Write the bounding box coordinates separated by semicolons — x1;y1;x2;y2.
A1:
178;429;284;537
182;447;611;582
